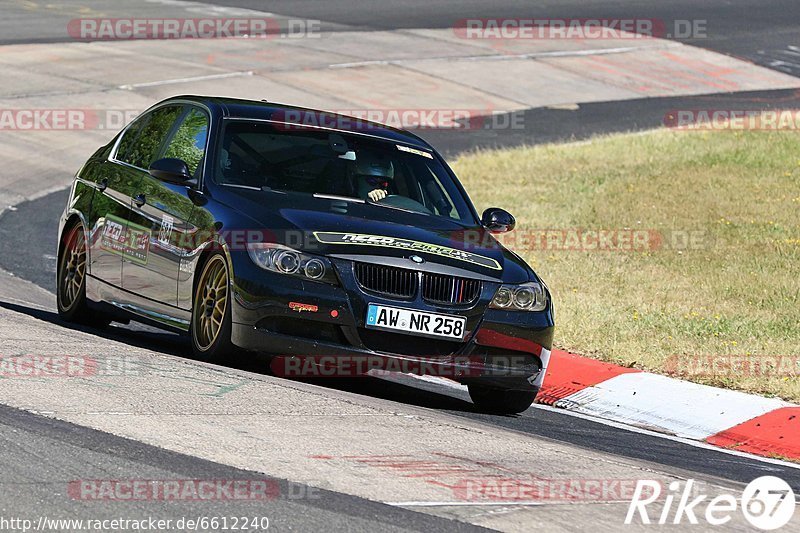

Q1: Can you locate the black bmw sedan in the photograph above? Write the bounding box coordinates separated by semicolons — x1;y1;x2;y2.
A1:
57;96;554;413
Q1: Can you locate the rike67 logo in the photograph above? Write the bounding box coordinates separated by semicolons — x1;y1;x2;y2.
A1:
626;477;795;530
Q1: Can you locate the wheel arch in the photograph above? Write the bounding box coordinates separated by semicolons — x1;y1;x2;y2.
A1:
58;211;92;273
190;238;235;308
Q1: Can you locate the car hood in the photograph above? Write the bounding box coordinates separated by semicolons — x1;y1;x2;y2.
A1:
220;189;534;283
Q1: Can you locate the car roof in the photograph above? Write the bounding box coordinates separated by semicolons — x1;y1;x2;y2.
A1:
161;95;435;151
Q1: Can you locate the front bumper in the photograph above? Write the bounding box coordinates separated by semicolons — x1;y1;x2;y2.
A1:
230;254;555;392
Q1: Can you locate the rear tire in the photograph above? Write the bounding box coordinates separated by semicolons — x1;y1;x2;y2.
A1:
468;384;536;414
56;222;111;328
190;253;236;362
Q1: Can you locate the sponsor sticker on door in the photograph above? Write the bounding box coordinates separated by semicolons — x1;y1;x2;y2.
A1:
99;214;150;265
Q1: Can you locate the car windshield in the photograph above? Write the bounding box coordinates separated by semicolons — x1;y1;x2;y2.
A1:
215;119;476;223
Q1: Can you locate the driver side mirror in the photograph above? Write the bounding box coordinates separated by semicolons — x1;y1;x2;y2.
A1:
481;207;516;233
149;158;194;185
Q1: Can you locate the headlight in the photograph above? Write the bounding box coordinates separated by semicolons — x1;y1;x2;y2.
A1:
275;250;300;274
490;282;547;312
304;258;326;279
493;287;514;308
247;243;338;285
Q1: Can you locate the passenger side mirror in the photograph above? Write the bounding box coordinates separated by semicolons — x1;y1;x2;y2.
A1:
149;158;193;185
481;207;516;233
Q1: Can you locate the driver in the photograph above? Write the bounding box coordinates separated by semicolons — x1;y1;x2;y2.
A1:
353;151;394;202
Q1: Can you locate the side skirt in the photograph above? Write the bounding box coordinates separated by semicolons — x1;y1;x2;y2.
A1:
86;274;191;334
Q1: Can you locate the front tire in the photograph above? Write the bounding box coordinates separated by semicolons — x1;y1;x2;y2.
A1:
56;222;110;328
191;253;236;362
468;384;536;414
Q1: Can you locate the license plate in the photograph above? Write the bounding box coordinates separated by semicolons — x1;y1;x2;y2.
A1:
365;304;466;340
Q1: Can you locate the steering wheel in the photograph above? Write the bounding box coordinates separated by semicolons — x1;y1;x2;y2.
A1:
378;194;432;214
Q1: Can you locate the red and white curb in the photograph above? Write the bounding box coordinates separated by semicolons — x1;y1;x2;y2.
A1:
539;350;800;461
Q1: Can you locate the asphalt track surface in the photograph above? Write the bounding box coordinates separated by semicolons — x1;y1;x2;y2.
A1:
0;403;486;532
2;1;800;530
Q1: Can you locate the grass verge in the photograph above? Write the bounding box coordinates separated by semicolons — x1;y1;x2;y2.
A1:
452;129;800;401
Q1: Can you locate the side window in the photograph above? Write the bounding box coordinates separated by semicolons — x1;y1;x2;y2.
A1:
122;105;183;170
115;114;148;164
163;108;209;175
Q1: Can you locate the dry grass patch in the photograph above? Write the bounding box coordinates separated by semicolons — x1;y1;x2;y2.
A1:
452;129;800;401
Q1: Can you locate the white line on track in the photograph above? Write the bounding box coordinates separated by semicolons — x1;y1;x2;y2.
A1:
328;45;672;69
386;500;634;507
118;71;254;90
386;501;544;507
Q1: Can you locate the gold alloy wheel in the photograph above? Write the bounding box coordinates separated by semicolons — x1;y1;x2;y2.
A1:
193;255;229;351
59;226;86;311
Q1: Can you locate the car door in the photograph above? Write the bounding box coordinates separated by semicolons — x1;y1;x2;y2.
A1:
122;105;210;308
86;109;166;288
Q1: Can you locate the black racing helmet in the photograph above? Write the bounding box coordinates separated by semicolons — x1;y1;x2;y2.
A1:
354;150;394;179
353;151;395;198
